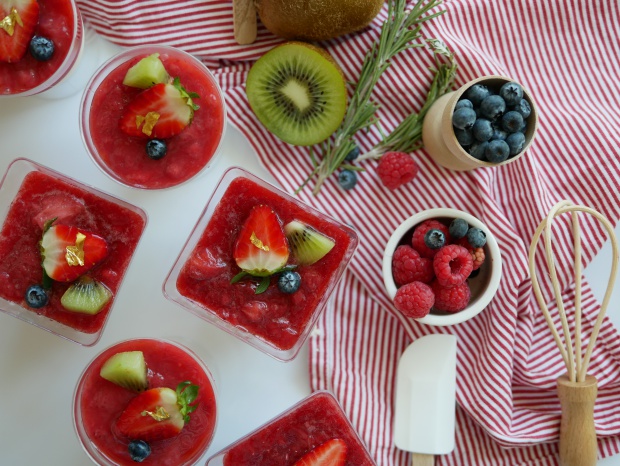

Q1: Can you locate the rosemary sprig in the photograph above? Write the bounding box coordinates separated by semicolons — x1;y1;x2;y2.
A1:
296;0;451;195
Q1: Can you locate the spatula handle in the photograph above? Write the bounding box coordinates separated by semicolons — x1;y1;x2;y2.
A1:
556;375;598;466
411;453;434;466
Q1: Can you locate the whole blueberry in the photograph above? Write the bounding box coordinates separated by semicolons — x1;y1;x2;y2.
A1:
449;218;469;239
467;227;487;248
338;169;357;190
512;98;531;119
464;84;490;106
345;145;360;161
491;128;508;141
454;128;474;147
501;111;524;133
29;36;54;61
128;440;151;462
24;285;49;309
468;142;489;161
455;99;473;110
452;107;477;130
278;270;301;294
499;82;524;106
146;139;167;160
520;119;528;133
485;140;510;163
472;118;493;142
506;131;526;156
424;229;446;249
479;95;506;120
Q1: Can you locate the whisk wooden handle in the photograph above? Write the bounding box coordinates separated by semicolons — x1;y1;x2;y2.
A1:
411;453;434;466
557;374;598;466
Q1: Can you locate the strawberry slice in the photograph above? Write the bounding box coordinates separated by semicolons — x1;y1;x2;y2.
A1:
294;438;348;466
40;224;108;282
116;382;199;442
233;205;289;277
119;78;199;139
0;0;40;63
32;193;85;230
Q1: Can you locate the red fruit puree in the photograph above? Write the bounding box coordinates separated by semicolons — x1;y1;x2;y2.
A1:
175;177;355;352
77;339;217;466
0;0;77;94
88;50;225;189
0;170;145;333
220;391;375;465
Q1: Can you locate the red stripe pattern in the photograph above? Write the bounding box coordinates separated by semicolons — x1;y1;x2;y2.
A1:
77;0;620;463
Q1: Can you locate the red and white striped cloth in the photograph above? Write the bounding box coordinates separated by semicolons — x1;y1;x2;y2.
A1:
77;0;620;464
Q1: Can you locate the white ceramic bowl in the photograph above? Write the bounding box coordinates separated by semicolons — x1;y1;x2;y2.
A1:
382;208;502;326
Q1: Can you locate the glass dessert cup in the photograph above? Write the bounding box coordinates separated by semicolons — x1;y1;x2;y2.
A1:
0;158;147;346
206;390;376;465
163;167;359;361
79;45;227;190
73;338;218;466
0;0;84;97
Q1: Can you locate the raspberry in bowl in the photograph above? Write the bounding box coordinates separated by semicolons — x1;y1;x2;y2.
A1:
205;390;376;465
73;338;218;466
0;0;84;97
382;208;502;326
163;167;358;361
80;45;226;190
0;158;147;345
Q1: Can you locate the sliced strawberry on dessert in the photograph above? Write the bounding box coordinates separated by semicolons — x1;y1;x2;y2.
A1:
0;0;40;63
32;193;85;230
40;224;108;282
119;78;199;139
233;205;289;277
116;381;199;442
294;438;348;466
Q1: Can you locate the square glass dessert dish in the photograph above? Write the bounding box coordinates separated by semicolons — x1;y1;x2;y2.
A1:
73;338;218;466
164;167;358;361
0;158;147;345
205;390;376;465
0;0;84;97
80;45;226;190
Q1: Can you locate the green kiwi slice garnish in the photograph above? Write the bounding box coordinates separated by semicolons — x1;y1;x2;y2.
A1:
123;53;170;89
100;351;148;392
284;220;335;265
60;276;112;315
245;42;347;146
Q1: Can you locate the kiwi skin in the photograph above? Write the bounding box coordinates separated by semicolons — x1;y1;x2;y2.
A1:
256;0;384;41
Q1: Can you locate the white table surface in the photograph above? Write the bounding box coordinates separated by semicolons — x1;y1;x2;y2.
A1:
0;32;618;466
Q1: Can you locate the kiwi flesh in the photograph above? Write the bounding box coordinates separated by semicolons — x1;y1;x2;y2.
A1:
99;351;148;392
245;42;347;146
60;276;112;315
284;220;335;265
123;53;170;89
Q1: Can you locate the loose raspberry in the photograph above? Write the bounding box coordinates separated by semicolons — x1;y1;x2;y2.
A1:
431;280;471;313
455;238;485;271
393;281;435;318
376;152;419;190
411;220;451;259
392;245;434;286
433;244;473;286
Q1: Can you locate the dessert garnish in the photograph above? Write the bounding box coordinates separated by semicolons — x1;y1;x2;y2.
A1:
123;53;170;89
0;0;40;63
284;220;335;265
60;275;112;315
293;438;348;466
99;350;148;392
24;283;48;309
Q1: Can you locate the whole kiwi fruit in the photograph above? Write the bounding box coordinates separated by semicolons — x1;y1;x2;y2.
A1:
255;0;384;41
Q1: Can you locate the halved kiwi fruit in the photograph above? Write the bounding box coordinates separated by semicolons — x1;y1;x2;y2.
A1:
284;220;335;265
60;276;112;315
245;42;347;146
100;351;148;392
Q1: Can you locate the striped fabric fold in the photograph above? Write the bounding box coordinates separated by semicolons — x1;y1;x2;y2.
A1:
77;0;620;464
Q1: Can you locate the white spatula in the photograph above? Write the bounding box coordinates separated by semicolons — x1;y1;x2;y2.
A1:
394;334;457;465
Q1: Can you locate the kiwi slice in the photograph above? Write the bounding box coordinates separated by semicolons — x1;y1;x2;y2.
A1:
60;276;112;315
123;53;170;89
245;42;347;146
284;220;335;265
100;351;148;392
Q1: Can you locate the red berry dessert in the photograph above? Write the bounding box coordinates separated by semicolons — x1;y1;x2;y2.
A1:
0;159;146;345
81;46;226;189
74;339;217;466
206;391;375;466
376;151;419;190
0;0;83;95
165;168;358;360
